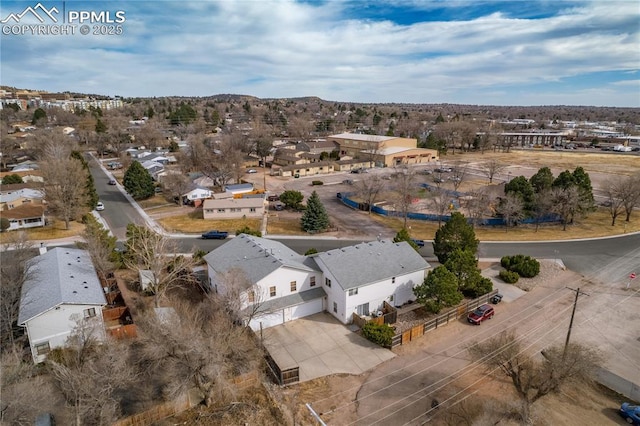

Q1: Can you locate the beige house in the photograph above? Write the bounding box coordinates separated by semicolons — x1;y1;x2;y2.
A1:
327;133;438;167
203;197;265;220
270;161;336;177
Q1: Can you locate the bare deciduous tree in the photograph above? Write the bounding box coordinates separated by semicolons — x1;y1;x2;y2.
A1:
49;322;136;426
464;189;491;228
620;173;640;222
41;145;90;229
391;167;417;228
496;193;524;232
0;232;37;348
430;190;452;228
450;162;468;192
0;344;53;425
602;177;626;226
125;225;198;307
468;331;601;423
162;172;192;206
137;298;262;407
214;268;265;329
479;159;507;184
355;174;384;214
550;186;580;231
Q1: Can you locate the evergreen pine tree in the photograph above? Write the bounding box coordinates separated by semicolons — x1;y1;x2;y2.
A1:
71;151;99;209
123;161;155;200
300;191;330;233
433;212;479;264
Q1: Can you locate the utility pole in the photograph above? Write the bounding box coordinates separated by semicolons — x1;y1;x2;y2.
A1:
563;287;588;361
305;403;327;426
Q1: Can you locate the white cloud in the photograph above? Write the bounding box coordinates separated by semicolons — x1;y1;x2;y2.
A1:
1;0;638;106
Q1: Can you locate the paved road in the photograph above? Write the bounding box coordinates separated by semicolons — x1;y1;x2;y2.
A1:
87;155;148;240
88;154;640;280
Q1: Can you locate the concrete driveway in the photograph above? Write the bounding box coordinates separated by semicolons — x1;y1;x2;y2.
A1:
262;313;396;383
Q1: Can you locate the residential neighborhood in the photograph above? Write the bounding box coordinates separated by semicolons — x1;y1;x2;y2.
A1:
1;90;639;425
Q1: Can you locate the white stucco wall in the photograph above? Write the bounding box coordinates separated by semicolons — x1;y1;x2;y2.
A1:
25;303;105;363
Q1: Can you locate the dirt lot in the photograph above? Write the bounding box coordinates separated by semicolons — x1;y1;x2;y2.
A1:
284;261;639;426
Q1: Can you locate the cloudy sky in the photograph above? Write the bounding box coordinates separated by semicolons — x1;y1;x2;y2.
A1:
1;0;639;106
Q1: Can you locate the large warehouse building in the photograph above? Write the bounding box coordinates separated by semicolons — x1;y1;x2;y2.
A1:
327;133;438;167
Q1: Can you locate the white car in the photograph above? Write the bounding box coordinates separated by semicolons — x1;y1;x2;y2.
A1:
96;202;105;211
246;169;258;174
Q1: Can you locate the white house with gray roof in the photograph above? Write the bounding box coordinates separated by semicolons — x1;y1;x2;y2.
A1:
18;248;107;363
204;234;324;330
203;235;430;330
314;240;428;324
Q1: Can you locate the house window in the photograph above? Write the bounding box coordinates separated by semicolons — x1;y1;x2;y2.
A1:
356;303;369;316
310;276;316;287
348;288;358;296
325;278;331;287
269;286;276;297
248;291;255;303
35;342;50;356
333;302;337;313
392;277;396;284
217;208;226;213
290;281;297;292
250;208;256;212
83;307;96;318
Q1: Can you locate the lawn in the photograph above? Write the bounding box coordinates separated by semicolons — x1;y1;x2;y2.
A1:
266;216;304;235
158;214;262;234
0;220;85;243
371;207;640;241
138;195;175;209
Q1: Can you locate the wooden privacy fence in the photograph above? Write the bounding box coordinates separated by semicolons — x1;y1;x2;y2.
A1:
112;393;192;426
113;371;260;426
352;301;398;328
390;290;499;348
265;354;299;386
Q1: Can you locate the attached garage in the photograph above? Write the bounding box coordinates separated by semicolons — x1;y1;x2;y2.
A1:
248;288;326;331
291;298;324;320
251;312;284;331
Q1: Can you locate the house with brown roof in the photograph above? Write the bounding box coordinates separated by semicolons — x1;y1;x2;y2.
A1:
0;204;46;230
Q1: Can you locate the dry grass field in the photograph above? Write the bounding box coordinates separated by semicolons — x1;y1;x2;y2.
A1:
0;220;84;244
158;214;262;234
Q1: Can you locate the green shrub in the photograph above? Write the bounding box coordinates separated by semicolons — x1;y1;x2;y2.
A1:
235;226;262;237
501;255;540;278
499;269;520;284
424;300;443;314
362;322;395;347
463;276;493;298
311;180;324;186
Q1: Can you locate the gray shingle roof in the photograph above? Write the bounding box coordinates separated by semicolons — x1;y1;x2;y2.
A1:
203;234;318;284
18;248;107;325
247;286;326;315
315;240;430;290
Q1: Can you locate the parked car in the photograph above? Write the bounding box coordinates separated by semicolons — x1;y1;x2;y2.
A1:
467;304;495;325
491;293;503;304
95;202;105;211
201;230;229;239
410;238;425;248
433;177;445;183
246;169;258;174
420;169;433;175
267;194;280;202
620;403;640;425
108;179;117;185
343;179;354;185
273;203;284;211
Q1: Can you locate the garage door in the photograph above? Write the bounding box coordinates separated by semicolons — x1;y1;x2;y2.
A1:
291;298;323;320
250;311;283;331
